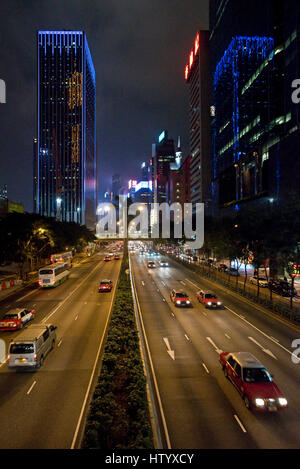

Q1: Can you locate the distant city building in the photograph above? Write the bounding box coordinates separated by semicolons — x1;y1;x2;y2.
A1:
185;30;212;211
128;179;138;200
167;155;191;221
210;0;300;215
0;185;8;201
35;30;97;229
152;131;176;205
112;174;122;200
133;180;153;205
141;161;152;182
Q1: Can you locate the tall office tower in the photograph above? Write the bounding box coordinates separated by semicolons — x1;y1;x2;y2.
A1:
112;174;122;200
152;131;176;205
33;137;38;212
210;0;300;215
141;161;152;182
36;31;97;229
185;31;212;212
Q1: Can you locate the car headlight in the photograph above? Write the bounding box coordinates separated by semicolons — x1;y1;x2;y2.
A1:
186;301;190;304
217;302;222;306
176;301;181;305
255;398;265;407
207;302;212;306
278;398;288;407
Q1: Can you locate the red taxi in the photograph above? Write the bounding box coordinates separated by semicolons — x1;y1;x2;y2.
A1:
0;308;35;331
98;280;113;292
170;290;192;307
196;290;223;309
220;352;288;412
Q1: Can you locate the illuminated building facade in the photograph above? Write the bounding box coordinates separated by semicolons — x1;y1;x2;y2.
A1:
210;0;300;215
36;31;97;229
185;31;212;211
152;131;176;205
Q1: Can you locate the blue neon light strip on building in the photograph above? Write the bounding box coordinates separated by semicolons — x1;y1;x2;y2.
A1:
213;36;274;168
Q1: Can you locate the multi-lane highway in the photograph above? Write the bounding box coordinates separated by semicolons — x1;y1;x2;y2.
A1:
0;250;122;449
130;248;300;449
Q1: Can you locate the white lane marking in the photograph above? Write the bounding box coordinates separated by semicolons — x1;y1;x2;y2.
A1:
71;269;120;449
163;338;175;361
185;279;293;359
185;334;190;342
163;298;166;302
74;315;78;321
225;334;231;340
16;289;36;302
271;336;280;343
180;281;186;286
186;279;199;289
157;289;160;293
202;363;210;374
42;261;103;324
161;281;166;286
27;381;37;395
206;337;223;354
202;311;208;317
171;312;175;317
248;337;277;360
234;415;247;433
57;339;63;348
225;306;294;358
142;281;145;286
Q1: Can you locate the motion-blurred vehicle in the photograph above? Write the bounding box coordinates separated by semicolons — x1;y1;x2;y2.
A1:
160;261;169;267
98;280;113;292
170;290;191;307
0;308;35;331
250;276;269;288
147;261;156;269
104;256;112;262
268;279;297;297
228;268;240;277
196;290;223;309
114;254;120;260
218;264;229;272
220;352;288;412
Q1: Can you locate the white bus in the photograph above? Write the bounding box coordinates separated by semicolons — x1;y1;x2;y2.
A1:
38;262;70;288
50;251;73;267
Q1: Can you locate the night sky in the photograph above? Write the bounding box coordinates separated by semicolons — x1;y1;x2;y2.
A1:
0;0;209;211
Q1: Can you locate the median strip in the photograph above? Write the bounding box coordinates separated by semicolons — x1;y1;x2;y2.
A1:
81;244;153;450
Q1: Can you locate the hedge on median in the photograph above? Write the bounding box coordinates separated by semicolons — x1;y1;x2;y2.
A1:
82;248;153;449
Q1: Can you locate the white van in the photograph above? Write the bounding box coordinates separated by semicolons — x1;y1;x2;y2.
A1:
8;324;57;370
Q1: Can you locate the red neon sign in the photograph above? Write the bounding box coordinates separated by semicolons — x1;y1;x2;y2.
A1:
189;50;194;69
185;31;200;81
185;65;189;80
194;32;199;55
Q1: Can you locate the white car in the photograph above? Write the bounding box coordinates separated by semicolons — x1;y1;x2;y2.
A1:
250;276;269;288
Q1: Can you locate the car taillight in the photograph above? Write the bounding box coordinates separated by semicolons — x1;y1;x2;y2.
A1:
7;355;10;360
34;354;37;360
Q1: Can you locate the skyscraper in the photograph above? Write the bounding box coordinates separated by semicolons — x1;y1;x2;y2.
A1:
210;0;300;215
152;130;176;205
185;31;212;212
35;31;97;229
